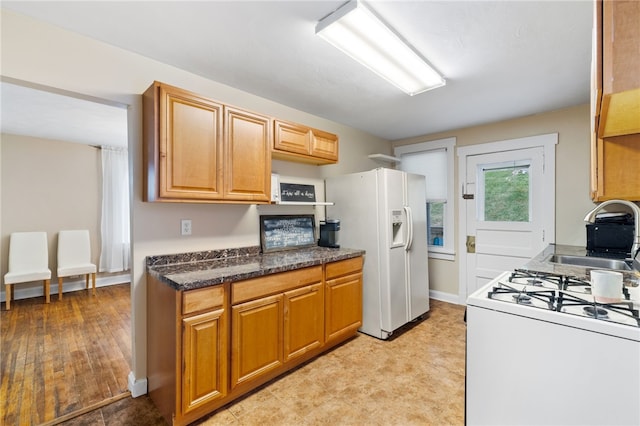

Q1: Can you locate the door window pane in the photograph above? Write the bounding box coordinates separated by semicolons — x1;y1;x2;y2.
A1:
482;164;530;222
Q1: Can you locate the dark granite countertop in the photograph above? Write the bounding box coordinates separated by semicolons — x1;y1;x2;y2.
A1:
522;244;640;289
146;246;365;291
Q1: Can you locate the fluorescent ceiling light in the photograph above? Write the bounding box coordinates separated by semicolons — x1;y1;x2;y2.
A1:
316;0;446;96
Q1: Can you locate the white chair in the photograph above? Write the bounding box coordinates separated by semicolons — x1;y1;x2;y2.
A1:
4;232;51;310
57;230;97;300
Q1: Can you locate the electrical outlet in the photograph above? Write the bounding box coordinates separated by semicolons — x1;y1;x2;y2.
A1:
181;219;192;236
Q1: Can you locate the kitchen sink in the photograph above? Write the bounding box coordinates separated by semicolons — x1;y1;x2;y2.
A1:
546;254;632;271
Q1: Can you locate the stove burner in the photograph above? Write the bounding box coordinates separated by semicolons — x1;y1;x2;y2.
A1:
512;293;532;304
510;269;563;289
583;306;609;319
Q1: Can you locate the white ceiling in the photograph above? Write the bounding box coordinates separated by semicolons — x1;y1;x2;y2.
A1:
1;1;593;142
1;81;128;147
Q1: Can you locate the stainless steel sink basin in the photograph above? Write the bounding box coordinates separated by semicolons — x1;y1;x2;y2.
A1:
546;254;632;271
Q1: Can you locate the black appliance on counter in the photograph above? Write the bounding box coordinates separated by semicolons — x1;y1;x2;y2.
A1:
318;219;340;248
586;212;634;257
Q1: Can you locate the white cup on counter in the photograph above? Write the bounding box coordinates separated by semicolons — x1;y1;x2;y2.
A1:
590;270;623;304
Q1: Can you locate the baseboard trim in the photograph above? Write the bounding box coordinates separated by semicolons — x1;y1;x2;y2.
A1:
1;273;131;302
430;289;463;305
128;371;148;398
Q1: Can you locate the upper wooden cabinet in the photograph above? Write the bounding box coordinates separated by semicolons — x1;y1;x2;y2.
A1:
273;120;338;164
591;1;640;201
143;81;271;203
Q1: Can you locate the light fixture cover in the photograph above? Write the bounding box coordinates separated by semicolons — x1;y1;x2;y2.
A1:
316;0;445;95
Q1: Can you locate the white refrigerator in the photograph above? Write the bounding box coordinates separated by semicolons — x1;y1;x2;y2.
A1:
325;168;430;339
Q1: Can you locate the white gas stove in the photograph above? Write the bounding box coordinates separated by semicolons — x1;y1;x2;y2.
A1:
480;269;640;339
466;269;640;425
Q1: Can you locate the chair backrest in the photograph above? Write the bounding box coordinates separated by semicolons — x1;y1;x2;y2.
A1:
58;230;92;266
8;232;49;273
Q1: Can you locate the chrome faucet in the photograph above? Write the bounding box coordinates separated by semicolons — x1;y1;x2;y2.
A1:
584;199;640;261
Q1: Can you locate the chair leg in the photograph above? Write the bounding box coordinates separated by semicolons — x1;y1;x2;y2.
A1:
58;277;64;300
5;284;11;310
85;274;89;290
91;273;96;295
44;279;50;304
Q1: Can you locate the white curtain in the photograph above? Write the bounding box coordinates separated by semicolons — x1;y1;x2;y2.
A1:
99;146;131;272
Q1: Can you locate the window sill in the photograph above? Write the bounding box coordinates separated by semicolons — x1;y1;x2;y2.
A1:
427;248;455;261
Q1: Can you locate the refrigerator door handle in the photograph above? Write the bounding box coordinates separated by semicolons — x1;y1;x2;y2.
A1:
404;206;414;251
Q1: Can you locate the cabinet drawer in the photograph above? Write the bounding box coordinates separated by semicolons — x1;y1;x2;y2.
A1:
232;266;322;305
325;256;363;280
183;285;225;315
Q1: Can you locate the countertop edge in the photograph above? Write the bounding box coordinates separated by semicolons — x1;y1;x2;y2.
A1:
147;247;365;291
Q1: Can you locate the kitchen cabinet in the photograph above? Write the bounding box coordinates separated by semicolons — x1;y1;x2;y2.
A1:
273;119;339;164
230;266;323;389
325;257;363;343
147;253;363;426
147;278;228;426
143;81;271;203
590;1;640;201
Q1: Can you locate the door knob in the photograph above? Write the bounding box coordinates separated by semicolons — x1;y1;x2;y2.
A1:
466;235;476;253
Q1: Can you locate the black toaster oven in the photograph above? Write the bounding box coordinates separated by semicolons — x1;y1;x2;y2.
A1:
586;214;634;256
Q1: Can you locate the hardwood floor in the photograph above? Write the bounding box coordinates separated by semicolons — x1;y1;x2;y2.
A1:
55;299;467;426
1;283;132;425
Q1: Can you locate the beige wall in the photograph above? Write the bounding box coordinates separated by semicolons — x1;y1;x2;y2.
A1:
1;134;103;294
1;9;391;385
394;104;596;299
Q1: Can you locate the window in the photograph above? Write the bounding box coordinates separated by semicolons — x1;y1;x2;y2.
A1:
394;137;455;260
478;161;531;222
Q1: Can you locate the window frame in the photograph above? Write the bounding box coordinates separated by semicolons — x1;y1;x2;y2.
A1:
394;137;456;261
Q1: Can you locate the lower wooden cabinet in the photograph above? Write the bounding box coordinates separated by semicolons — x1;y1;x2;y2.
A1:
230;266;323;389
182;308;227;414
147;279;228;426
325;257;364;343
284;283;324;362
231;293;284;387
147;255;363;426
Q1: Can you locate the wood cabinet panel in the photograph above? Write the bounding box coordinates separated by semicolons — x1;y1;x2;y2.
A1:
284;283;324;362
231;294;283;388
274;120;310;155
602;0;640;94
325;271;363;343
310;129;339;161
272;119;338;164
591;1;640;201
224;107;271;202
182;308;227;414
143;81;271;203
595;134;640;200
183;286;224;315
232;266;322;304
325;256;364;280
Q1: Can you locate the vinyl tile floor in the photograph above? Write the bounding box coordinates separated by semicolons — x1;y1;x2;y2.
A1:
61;299;467;426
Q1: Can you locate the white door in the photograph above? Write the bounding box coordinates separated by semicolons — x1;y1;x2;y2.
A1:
459;134;556;299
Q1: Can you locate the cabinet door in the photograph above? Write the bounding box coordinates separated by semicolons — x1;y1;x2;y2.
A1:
310;129;339;162
325;272;363;343
283;283;324;362
182;308;227;414
159;84;223;200
274;120;311;156
231;294;283;388
224;107;271;202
